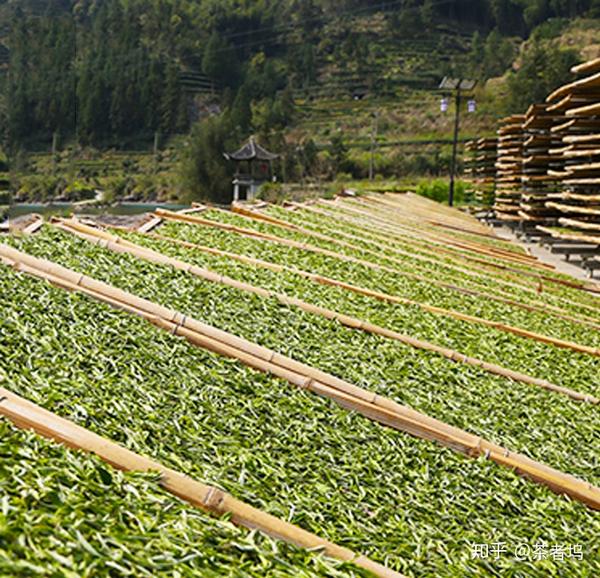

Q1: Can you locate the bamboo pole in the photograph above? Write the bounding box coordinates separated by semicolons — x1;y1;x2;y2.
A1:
355;192;486;223
10;214;44;235
349;196;523;253
351;195;522;248
0;388;401;578
182;205;536;290
430;219;508;239
3;247;480;448
202;203;590;310
156;209;593;325
155;208;600;329
54;220;598;401
334;197;600;312
358;195;512;244
242;202;600;301
301;202;600;296
4;257;451;448
380;191;488;227
22;218;44;235
361;193;491;234
2;244;599;510
137;216;163;234
274;199;600;314
360;197;600;300
1;242;451;417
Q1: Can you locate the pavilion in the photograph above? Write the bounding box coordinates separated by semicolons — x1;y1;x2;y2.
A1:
224;136;278;202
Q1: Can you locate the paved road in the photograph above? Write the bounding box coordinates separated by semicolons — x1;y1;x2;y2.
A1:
494;225;600;287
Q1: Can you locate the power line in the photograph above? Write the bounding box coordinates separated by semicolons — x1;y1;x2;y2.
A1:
216;0;409;41
209;0;463;54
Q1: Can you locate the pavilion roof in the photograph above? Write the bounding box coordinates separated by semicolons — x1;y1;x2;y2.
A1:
225;136;278;161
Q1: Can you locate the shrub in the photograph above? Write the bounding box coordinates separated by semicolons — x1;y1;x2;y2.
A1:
415;179;466;204
257;181;286;203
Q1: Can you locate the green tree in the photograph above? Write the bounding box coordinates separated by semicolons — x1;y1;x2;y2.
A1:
490;0;526;35
179;114;238;204
482;29;516;78
230;83;253;133
468;31;485;76
202;31;240;89
328;133;349;175
421;0;436;26
300;43;317;87
507;39;579;111
523;0;552;28
160;60;183;134
301;138;318;176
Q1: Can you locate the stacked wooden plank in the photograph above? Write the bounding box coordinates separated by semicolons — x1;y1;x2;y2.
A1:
518;104;562;236
463;137;497;208
463;139;477;202
538;58;600;272
493;115;525;222
474;137;497;207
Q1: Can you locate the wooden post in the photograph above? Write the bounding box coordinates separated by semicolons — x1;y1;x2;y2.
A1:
369;111;378;181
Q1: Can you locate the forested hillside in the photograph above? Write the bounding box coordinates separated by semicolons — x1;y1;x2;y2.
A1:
1;0;599;201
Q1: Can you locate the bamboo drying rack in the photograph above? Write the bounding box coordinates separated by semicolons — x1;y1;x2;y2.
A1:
296;200;547;268
155;208;599;327
140;229;600;350
53;218;599;400
1;242;599;511
234;201;600;301
318;196;600;297
228;203;556;299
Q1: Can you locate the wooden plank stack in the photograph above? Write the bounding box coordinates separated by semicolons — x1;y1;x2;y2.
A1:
463;139;477;203
537;58;600;271
463;137;497;208
518;104;562;237
493;115;525;222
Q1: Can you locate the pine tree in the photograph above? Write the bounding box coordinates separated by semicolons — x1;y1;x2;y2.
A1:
202;31;240;89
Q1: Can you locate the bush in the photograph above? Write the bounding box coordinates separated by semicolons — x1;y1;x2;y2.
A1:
257;181;286;204
531;18;569;40
63;180;96;201
335;172;353;183
13;175;62;202
415;179;466;205
99;176;132;202
130;173;160;202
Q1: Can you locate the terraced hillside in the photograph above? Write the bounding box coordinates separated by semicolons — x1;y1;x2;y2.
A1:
292;13;493;166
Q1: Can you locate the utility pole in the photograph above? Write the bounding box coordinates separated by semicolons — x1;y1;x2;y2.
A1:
439;77;476;207
153;130;161;174
369;111;379;181
449;86;461;207
52;131;59;175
